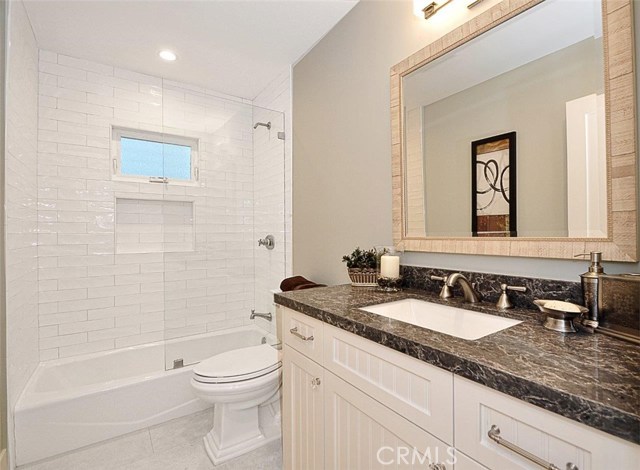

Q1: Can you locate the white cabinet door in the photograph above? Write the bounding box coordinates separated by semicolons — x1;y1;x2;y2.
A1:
455;376;640;470
324;370;455;470
282;345;325;470
323;323;454;444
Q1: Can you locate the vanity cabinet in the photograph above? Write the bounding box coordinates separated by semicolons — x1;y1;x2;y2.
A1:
281;306;640;470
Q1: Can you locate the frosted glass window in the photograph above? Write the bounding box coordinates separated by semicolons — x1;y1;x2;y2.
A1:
114;128;198;182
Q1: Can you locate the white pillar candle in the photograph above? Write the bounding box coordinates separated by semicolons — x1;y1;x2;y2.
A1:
380;255;400;279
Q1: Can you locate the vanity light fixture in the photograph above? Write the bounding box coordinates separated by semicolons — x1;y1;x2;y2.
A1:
159;50;177;61
418;0;453;20
467;0;485;9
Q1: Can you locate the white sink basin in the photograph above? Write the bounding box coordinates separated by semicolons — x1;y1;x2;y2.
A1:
360;299;522;340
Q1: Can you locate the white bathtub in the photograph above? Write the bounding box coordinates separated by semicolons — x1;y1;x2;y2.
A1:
15;325;276;466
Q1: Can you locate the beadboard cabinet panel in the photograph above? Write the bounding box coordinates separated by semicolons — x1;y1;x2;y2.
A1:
324;371;453;470
323;323;454;444
282;345;324;470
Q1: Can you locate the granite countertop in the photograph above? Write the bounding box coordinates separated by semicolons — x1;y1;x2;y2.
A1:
274;284;640;445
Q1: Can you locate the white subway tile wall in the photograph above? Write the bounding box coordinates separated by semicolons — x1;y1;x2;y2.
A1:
36;50;267;359
6;0;40;433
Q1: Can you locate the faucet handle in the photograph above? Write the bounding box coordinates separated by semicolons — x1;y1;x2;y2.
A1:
430;275;453;299
496;284;527;309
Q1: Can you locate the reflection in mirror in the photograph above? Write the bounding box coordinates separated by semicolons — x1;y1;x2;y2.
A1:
402;0;605;238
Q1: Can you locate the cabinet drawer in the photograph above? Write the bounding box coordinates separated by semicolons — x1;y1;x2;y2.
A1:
325;370;454;470
454;376;640;470
323;323;454;444
282;307;324;363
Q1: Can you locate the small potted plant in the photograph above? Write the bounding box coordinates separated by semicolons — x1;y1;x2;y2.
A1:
342;247;378;287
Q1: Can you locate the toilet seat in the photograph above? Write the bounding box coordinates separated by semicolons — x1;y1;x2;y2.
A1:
193;344;281;384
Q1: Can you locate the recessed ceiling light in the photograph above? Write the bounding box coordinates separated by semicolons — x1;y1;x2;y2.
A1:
159;50;177;61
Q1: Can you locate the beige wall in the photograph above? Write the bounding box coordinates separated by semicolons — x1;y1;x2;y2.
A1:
0;0;7;455
292;0;640;284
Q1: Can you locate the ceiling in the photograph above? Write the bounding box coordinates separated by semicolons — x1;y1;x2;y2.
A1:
23;0;358;100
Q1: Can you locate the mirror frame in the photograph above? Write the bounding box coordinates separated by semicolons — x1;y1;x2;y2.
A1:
391;0;637;261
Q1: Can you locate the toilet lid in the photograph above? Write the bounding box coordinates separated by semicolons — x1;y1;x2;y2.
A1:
193;344;281;383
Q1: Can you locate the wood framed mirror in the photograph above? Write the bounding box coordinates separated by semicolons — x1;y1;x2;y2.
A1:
391;0;637;261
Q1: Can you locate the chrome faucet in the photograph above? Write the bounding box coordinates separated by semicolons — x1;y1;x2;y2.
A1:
250;309;272;321
445;273;482;303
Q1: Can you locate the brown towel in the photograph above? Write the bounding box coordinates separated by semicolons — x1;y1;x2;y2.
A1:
280;276;326;292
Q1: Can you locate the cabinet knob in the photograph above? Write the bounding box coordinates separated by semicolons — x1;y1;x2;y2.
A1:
311;377;321;389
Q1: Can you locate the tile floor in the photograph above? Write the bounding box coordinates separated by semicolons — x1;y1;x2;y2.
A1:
18;409;283;470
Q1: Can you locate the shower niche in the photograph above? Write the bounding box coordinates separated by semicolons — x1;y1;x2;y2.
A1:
115;198;195;254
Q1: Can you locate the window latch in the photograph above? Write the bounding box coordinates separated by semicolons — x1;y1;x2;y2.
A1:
149;176;169;184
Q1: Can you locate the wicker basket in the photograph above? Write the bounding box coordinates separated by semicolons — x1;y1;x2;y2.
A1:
347;269;378;287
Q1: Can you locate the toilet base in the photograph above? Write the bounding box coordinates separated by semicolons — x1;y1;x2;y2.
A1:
203;400;281;465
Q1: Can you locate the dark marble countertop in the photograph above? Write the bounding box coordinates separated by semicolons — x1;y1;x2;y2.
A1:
274;285;640;445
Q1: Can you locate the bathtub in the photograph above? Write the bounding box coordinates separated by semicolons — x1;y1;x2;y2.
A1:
15;325;276;466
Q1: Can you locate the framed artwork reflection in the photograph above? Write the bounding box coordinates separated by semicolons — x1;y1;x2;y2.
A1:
471;132;517;237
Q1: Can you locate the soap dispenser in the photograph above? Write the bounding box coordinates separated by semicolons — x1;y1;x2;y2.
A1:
577;252;605;328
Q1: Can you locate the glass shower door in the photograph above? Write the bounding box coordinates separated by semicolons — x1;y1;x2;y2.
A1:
156;77;286;369
161;79;260;370
252;106;286;339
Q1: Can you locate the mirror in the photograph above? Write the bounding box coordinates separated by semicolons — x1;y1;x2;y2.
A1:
391;0;637;261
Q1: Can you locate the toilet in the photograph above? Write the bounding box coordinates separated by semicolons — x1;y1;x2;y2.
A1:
190;343;282;465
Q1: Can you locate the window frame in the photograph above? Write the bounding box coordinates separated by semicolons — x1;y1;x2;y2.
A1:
111;127;200;185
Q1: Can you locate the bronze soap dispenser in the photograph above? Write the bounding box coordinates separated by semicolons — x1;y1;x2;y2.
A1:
578;251;605;328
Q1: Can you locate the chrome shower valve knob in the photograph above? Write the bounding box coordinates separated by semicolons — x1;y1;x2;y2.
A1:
258;234;275;250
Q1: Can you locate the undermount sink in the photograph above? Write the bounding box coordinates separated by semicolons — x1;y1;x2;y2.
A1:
360;299;522;340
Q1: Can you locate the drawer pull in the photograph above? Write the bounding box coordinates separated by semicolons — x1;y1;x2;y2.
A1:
311;377;321;389
290;326;314;341
428;464;446;470
488;425;578;470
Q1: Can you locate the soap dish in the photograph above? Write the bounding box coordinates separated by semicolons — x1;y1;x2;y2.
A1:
533;299;588;333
